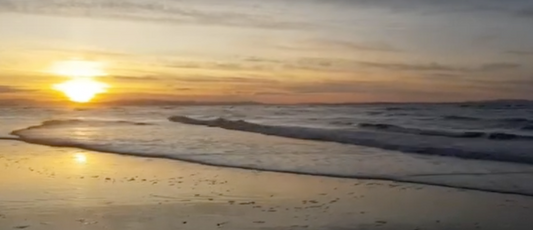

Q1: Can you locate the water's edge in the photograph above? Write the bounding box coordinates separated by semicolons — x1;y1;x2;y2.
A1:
3;136;533;198
0;137;23;141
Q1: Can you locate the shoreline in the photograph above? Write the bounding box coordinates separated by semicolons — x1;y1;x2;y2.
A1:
5;137;533;198
1;141;533;229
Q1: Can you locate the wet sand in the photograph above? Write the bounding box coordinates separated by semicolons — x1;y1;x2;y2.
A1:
1;141;533;230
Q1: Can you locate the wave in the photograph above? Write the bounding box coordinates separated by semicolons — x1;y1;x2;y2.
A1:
358;123;484;138
329;121;354;126
39;119;152;127
443;115;532;123
174;116;533;141
357;123;533;140
169;116;533;165
500;118;532;123
457;100;533;109
522;125;533;131
0;137;21;141
443;115;481;121
11;118;533;197
13;119;153;136
10;132;533;197
383;106;420;111
445;115;532;122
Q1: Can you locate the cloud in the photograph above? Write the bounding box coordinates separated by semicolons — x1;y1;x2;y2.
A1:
110;72;279;85
164;59;277;72
175;87;193;91
252;91;290;96
357;61;521;72
506;50;533;56
358;61;463;72
282;80;462;100
165;57;522;74
0;85;33;94
0;0;313;30
29;47;133;58
515;7;533;18
285;39;401;53
164;58;359;73
324;0;533;19
466;77;533;96
429;73;461;78
165;61;243;71
243;57;283;64
167;57;524;74
165;62;204;69
173;75;278;84
287;81;369;94
112;76;162;81
478;62;521;71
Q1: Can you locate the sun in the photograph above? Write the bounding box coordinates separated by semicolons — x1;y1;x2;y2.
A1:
54;78;109;103
51;60;110;103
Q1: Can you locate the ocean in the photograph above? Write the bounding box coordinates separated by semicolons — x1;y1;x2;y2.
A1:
2;101;533;196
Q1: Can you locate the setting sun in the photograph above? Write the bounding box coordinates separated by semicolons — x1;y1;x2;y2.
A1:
51;59;110;103
54;78;109;103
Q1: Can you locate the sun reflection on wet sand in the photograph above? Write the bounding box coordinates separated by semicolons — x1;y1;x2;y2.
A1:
74;153;87;164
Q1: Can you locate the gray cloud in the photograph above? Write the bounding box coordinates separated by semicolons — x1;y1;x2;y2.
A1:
321;0;533;19
478;62;521;71
515;7;533;18
352;61;521;73
164;57;523;75
276;38;401;54
0;0;313;29
287;82;369;94
506;50;533;56
292;39;401;53
466;77;533;95
358;61;464;72
429;73;461;78
282;80;464;100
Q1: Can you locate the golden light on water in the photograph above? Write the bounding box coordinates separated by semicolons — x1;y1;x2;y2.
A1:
51;60;110;103
74;153;87;164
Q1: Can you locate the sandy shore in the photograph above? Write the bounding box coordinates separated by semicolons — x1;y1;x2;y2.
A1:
1;141;533;230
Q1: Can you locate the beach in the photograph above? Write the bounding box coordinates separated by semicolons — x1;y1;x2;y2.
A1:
2;141;533;230
2;0;533;228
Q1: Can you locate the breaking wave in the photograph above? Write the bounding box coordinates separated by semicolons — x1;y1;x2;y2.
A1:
169;116;533;164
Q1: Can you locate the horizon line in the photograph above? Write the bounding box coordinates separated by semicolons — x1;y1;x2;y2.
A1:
0;98;531;107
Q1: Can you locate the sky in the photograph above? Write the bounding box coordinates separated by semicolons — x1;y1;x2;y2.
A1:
0;0;533;104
